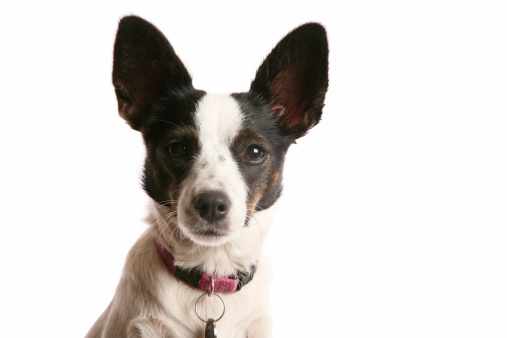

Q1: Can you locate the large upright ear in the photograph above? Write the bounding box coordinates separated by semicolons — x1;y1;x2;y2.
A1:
250;23;329;139
112;16;193;130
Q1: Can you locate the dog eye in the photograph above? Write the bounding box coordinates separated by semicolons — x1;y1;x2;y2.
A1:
167;142;187;158
244;144;266;164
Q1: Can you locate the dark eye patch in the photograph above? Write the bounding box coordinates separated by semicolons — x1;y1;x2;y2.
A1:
232;129;269;165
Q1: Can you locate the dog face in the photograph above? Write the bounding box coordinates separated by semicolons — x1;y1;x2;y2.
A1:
112;16;328;246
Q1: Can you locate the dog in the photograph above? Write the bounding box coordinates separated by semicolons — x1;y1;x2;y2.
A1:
86;15;328;338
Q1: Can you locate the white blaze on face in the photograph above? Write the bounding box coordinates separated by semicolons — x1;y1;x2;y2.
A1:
177;93;248;245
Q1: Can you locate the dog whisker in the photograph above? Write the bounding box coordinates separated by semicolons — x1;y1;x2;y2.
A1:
151;209;178;238
248;214;264;258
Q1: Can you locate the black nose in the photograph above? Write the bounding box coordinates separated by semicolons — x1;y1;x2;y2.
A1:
194;191;231;223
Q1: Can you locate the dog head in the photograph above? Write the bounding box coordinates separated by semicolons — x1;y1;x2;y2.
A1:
112;16;328;246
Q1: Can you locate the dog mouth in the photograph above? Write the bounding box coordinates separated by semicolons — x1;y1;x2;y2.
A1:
193;226;228;238
183;222;234;246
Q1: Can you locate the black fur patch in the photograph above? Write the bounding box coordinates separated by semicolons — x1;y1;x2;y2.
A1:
231;93;292;211
141;88;205;207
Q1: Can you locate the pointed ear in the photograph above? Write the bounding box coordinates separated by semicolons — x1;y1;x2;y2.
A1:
250;23;329;139
112;16;193;130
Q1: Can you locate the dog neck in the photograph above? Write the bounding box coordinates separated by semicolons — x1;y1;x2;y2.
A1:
155;237;257;292
147;199;273;276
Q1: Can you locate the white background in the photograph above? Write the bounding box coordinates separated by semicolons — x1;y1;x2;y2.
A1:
1;1;506;337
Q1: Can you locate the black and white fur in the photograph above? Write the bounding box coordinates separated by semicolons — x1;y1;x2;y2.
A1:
86;15;328;337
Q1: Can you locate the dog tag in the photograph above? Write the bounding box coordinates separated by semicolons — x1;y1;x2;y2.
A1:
205;318;217;338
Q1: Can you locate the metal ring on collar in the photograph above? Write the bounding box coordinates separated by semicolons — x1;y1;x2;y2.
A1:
195;292;226;323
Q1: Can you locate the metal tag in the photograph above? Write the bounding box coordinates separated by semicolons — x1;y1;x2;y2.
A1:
205;318;217;338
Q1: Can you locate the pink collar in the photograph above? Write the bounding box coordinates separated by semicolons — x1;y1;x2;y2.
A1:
155;238;257;293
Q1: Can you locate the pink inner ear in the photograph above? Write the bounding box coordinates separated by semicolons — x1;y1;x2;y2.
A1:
271;81;309;128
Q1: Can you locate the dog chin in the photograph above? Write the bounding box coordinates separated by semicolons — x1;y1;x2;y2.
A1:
189;233;230;247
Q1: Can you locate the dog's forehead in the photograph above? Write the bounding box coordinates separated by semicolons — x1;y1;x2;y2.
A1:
194;93;244;144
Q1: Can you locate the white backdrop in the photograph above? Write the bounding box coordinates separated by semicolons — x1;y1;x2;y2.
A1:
1;1;506;337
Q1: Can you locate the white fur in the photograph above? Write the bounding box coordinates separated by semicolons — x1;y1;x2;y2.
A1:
178;93;248;246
